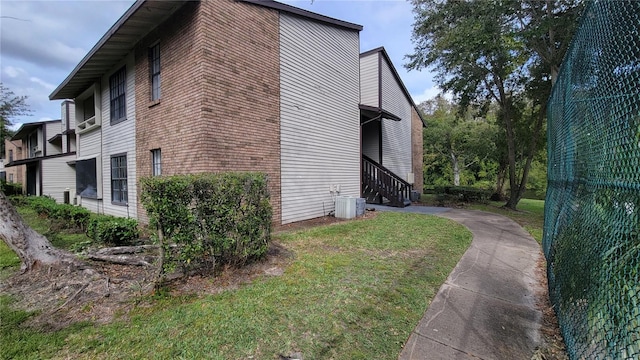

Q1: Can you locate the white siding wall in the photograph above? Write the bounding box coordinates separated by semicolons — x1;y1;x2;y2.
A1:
99;54;137;219
380;58;413;181
44;122;62;156
41;155;76;203
78;130;101;159
360;53;379;107
280;14;361;224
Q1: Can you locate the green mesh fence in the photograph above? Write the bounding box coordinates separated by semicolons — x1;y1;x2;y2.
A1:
545;1;640;358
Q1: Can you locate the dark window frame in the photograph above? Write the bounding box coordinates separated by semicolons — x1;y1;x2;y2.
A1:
151;148;161;176
110;153;128;205
8;149;13;163
149;43;161;101
83;95;96;121
109;66;127;124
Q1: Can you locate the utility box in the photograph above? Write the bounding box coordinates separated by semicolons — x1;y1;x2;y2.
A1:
335;196;356;219
356;198;366;217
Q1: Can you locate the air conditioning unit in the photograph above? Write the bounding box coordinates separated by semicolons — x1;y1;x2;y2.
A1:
335;196;356;219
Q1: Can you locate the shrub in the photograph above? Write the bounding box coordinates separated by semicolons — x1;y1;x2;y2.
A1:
23;196;91;230
140;172;272;279
86;215;139;246
26;196;58;216
52;204;92;230
433;186;492;203
0;181;23;196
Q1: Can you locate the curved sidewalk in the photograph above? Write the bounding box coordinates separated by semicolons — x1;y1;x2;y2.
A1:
371;205;544;359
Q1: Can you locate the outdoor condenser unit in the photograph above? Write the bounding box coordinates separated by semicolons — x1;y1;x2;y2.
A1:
335;196;356;219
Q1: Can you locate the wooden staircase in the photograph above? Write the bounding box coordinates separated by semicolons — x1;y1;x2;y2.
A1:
362;155;412;208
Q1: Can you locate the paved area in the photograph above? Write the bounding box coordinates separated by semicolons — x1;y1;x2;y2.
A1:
374;206;544;360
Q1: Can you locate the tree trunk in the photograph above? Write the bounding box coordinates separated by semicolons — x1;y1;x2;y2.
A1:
507;104;547;209
500;96;520;210
451;152;461;186
493;158;508;201
0;191;83;271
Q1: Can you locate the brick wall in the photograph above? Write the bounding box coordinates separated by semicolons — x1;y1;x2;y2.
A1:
411;107;424;195
135;1;281;223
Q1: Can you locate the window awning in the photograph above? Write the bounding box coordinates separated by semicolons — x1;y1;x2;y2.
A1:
359;104;401;124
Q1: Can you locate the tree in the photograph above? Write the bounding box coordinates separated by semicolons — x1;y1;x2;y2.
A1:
0;84;31;156
420;96;498;186
407;0;581;209
0;191;83;271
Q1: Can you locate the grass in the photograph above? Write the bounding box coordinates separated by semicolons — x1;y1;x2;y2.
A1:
469;198;545;243
1;211;472;360
420;193;545;243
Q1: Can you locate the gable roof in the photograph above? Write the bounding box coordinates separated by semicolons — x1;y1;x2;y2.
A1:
50;0;361;101
360;47;427;127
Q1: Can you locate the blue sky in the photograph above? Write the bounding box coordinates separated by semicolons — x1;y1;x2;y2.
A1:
1;0;439;128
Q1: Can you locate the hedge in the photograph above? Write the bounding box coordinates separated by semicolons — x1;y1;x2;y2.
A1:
0;181;23;196
140;172;272;279
86;215;139;246
433;186;492;203
14;195;138;245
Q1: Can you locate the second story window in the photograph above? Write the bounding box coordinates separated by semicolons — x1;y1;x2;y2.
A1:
83;96;95;121
8;149;13;162
109;66;127;124
149;43;161;101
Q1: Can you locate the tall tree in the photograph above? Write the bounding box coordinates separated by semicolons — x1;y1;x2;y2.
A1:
407;0;581;209
0;84;31;156
420;96;497;186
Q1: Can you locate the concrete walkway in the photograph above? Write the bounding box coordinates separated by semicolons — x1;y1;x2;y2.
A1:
371;205;544;359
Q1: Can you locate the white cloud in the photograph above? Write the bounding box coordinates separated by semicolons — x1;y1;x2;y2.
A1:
29;77;55;91
411;85;451;105
3;66;27;79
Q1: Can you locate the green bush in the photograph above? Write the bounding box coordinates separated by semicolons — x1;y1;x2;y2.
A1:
0;181;23;196
26;196;58;216
86;215;139;246
24;196;91;230
140;172;272;278
433;186;491;203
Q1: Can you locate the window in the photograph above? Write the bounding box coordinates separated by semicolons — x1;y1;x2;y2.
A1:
151;148;161;176
109;66;127;124
83;96;95;121
111;154;128;204
149;43;161;101
76;158;98;199
9;174;13;183
8;149;13;162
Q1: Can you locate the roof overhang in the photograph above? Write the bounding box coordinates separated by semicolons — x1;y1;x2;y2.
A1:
240;0;362;31
11;120;59;141
5;152;77;167
360;104;402;123
50;0;188;100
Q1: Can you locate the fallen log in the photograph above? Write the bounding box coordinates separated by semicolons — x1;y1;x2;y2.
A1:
87;254;153;267
94;245;160;256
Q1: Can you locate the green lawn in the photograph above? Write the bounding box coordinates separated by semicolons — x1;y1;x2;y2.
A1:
1;211;472;360
470;198;545;243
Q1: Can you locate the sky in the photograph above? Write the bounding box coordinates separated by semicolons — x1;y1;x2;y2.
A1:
0;0;440;128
